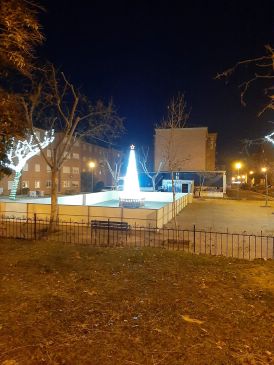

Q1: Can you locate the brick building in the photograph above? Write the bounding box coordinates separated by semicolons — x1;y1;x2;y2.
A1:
0;131;121;196
154;127;217;171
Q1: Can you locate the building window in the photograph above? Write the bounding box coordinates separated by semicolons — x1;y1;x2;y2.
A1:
35;180;40;189
47;149;52;157
99;170;102;175
63;180;70;188
73;153;79;159
35;164;40;172
22;181;29;188
65;152;70;159
46;180;51;188
72;181;79;187
72;167;79;174
47;165;51;172
63;166;70;173
23;163;28;171
8;181;13;190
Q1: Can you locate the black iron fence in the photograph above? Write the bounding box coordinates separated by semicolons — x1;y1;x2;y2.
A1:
0;214;273;261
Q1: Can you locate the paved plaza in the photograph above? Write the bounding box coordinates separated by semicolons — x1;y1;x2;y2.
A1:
174;198;274;235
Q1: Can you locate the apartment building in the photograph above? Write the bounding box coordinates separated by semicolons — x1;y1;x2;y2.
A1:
154;127;217;171
0;131;121;196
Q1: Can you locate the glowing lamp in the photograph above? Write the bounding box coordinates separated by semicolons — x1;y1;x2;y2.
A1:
89;161;96;169
261;167;267;173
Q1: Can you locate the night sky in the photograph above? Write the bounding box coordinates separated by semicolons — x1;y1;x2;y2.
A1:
40;0;273;165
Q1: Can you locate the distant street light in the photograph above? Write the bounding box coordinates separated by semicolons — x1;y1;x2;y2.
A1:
249;171;254;187
89;161;96;192
235;162;242;199
261;167;269;207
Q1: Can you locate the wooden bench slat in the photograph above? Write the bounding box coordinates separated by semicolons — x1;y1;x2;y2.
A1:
91;220;129;231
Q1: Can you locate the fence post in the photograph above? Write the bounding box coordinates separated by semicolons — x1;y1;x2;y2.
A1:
193;224;196;253
34;213;37;240
107;219;110;246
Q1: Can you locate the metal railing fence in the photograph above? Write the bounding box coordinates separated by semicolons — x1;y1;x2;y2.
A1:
0;214;273;261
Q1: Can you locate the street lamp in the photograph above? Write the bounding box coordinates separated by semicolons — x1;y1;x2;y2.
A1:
235;162;242;199
89;161;96;192
235;162;242;177
249;171;254;187
261;167;269;207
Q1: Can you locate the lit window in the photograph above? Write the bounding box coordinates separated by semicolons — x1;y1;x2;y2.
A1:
23;163;28;171
73;153;79;159
72;167;79;174
63;166;70;173
99;170;102;175
22;181;29;188
47;149;52;157
8;181;13;190
35;164;40;172
63;180;70;188
65;153;70;159
47;165;51;172
46;180;51;188
35;181;40;189
72;181;79;187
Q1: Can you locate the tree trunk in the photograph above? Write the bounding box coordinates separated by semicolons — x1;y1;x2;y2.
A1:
152;178;156;192
49;168;59;231
9;171;22;200
171;171;177;228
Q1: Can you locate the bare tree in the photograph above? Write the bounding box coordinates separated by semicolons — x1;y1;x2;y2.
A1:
0;0;44;170
139;146;163;191
0;0;44;76
156;93;191;227
104;153;123;190
21;65;124;229
215;44;274;116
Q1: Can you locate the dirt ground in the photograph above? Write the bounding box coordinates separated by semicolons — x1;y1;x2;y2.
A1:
173;198;274;235
0;239;273;365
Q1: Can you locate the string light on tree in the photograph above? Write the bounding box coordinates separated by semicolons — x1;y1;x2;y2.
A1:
265;132;274;145
3;130;55;200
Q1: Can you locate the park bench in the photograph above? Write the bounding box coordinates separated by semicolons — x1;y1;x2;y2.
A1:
90;220;130;231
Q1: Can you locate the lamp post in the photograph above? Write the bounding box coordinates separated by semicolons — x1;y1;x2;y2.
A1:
235;162;242;199
249;171;254;187
89;161;96;192
261;167;269;207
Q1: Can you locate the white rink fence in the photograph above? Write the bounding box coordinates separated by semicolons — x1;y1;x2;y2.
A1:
0;191;192;229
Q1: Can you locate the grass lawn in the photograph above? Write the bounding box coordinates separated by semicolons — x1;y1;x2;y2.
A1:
0;239;273;365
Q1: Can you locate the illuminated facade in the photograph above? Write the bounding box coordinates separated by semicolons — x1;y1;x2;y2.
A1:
0;132;121;196
154;127;217;171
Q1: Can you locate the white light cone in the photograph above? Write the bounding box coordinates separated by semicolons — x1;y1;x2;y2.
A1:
120;145;145;207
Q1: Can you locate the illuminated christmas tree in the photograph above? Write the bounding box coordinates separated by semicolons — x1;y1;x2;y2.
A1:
119;145;144;208
4;130;55;200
